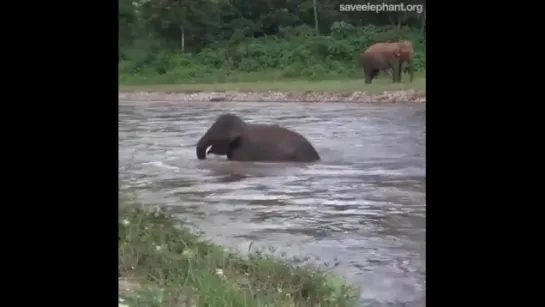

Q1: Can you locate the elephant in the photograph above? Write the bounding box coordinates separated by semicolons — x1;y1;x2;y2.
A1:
360;40;414;84
196;113;320;162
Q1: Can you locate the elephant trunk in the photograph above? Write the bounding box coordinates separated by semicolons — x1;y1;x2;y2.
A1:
196;138;212;160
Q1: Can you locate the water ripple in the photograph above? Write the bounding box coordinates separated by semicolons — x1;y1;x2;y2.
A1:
119;101;426;307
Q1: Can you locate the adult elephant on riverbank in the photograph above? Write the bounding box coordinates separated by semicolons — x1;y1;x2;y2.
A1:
360;40;414;84
196;114;320;162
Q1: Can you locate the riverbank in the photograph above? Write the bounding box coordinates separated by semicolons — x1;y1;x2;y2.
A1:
118;78;426;103
119;203;359;307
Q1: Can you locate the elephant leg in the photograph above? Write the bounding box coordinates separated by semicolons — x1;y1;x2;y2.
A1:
397;62;404;82
405;61;414;82
390;59;402;83
370;69;379;80
369;69;381;83
364;72;372;84
363;67;376;84
390;66;398;83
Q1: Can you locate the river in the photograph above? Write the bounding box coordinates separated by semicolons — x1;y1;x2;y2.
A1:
119;100;426;307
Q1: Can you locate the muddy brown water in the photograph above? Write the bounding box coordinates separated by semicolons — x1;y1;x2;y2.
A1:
119;100;426;307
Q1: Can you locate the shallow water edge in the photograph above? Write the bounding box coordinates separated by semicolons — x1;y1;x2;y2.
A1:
118;90;426;103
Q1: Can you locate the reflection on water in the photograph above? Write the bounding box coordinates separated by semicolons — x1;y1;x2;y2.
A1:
119;101;426;307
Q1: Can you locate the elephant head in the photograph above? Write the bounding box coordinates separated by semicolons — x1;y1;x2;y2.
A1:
196;114;246;160
393;41;414;60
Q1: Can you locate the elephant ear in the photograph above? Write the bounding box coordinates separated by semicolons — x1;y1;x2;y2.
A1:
226;130;243;155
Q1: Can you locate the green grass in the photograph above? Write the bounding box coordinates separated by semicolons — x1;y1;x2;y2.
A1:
119;203;359;307
119;76;425;94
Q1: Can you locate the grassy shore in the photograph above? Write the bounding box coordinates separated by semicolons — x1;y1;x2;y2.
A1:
119;203;359;307
119;76;425;94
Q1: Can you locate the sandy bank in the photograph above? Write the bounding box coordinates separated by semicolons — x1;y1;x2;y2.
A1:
118;90;425;103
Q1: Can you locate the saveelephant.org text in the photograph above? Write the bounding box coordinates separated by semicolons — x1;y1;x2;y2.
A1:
339;3;424;14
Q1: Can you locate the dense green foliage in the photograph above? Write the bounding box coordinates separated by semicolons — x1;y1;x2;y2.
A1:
119;0;426;84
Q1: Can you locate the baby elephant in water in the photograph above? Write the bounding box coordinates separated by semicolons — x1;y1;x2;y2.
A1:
196;113;320;162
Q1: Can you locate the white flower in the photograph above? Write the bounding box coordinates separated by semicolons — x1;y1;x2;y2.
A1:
182;250;194;258
152;206;162;217
155;245;162;251
121;219;130;226
277;288;282;293
215;268;224;277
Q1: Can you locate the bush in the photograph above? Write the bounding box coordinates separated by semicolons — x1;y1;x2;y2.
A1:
119;24;426;85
